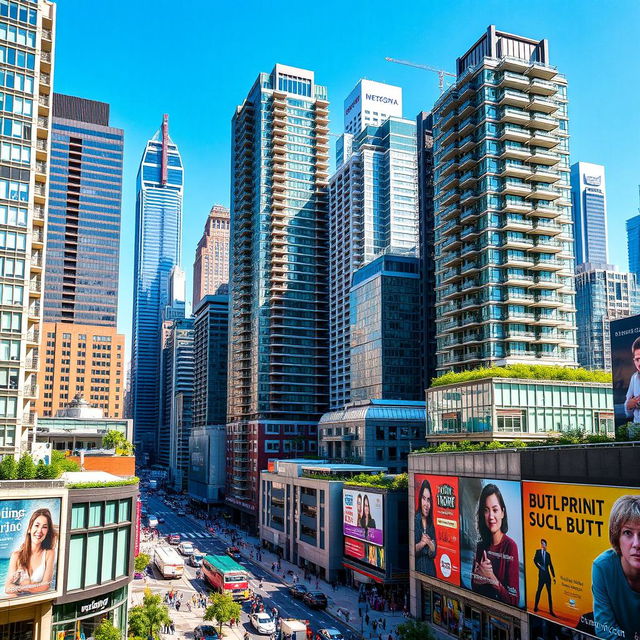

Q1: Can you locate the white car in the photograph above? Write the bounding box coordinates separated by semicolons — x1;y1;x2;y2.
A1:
177;541;194;556
317;630;344;640
250;613;276;635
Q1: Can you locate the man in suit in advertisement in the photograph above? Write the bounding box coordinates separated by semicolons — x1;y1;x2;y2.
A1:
533;539;556;616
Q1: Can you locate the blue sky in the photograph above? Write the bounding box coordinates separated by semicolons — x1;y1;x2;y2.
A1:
52;0;640;349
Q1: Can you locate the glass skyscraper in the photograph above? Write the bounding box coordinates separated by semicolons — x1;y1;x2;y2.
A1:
131;115;183;461
45;94;123;326
627;215;640;278
227;64;329;525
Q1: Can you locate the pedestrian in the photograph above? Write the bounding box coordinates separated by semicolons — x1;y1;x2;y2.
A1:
175;599;181;612
170;621;175;634
365;614;370;626
259;578;263;589
372;620;378;633
382;618;386;631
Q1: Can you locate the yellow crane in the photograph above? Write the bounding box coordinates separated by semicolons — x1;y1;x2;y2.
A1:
385;57;456;94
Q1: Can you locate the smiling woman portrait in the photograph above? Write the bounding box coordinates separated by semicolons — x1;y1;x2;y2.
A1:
4;508;58;597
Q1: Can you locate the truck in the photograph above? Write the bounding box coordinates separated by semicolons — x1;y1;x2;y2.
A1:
201;554;250;600
154;545;184;579
280;619;310;640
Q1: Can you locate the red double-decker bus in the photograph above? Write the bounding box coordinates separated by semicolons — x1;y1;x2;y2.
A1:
202;554;250;600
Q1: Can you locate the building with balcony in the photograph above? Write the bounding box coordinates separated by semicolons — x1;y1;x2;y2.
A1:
44;94;123;327
0;0;55;459
35;322;125;418
432;26;577;374
227;64;329;528
131;115;183;462
192;205;230;308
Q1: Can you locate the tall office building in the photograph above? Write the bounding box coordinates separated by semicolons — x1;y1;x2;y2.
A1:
576;267;640;370
0;1;55;457
131;115;183;461
433;26;577;374
227;64;329;526
329;81;418;410
192;204;230;308
570;161;607;267
45;94;123;325
627;215;640;278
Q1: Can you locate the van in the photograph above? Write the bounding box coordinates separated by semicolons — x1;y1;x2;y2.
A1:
148;515;159;528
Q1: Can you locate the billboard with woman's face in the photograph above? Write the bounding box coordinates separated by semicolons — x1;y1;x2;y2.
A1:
0;498;61;601
459;478;526;609
343;489;383;546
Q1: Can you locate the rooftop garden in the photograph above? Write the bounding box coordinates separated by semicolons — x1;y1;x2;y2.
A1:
430;364;611;388
0;449;79;480
300;471;408;489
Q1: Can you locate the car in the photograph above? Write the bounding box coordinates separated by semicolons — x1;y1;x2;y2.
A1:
316;630;344;640
302;591;328;609
167;533;180;545
289;584;309;599
250;613;276;635
177;509;186;516
133;571;144;580
226;546;241;560
158;516;165;524
178;541;195;556
188;552;204;567
194;625;220;640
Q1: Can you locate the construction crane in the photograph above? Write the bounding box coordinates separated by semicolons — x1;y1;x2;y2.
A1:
385;57;456;94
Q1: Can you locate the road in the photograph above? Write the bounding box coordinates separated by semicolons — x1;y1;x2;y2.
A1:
142;493;354;638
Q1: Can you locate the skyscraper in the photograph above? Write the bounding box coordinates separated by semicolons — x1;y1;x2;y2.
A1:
627;215;640;278
131;115;183;461
0;1;55;457
45;94;123;326
227;64;329;526
433;26;577;374
329;81;418;410
192;204;230;308
570;161;607;267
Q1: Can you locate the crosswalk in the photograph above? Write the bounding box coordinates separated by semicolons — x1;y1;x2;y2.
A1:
181;531;214;540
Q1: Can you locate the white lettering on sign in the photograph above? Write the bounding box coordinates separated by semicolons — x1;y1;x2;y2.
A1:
80;597;109;614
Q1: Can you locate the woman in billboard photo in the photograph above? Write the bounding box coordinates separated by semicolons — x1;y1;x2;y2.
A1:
414;478;437;576
3;508;58;597
471;483;520;606
356;493;363;527
591;495;640;640
360;494;376;540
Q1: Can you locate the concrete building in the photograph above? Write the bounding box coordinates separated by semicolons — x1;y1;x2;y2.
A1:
227;64;329;527
433;26;577;374
44;94;123;326
188;425;226;509
259;460;386;582
0;0;55;460
192;205;230;308
131;114;183;462
425;376;613;441
36;321;125;418
343;79;403;136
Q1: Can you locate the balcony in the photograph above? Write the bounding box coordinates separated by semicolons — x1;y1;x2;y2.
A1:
529;131;559;148
504;234;534;250
531;275;563;290
502;180;531;197
528;78;556;96
530;112;558;131
527;186;561;201
528;203;562;219
531;257;563;271
501;144;530;161
531;219;562;235
527;149;559;166
502;199;531;214
528;95;558;114
505;330;535;341
499;89;529;108
502;215;533;232
504;272;534;286
501;161;531;179
526;62;558;81
532;294;561;308
504;311;535;322
503;253;534;268
527;168;559;184
501;107;531;126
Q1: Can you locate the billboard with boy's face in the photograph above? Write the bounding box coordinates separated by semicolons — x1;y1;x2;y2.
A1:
610;314;640;428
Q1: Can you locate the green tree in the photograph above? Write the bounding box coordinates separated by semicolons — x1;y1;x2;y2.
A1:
94;618;122;640
396;619;435;640
204;592;242;635
35;459;58;479
134;553;150;572
102;430;134;456
51;449;80;473
127;588;171;640
0;454;17;480
16;452;36;479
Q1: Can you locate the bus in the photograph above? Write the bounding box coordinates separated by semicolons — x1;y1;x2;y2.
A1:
154;545;184;579
202;554;250;600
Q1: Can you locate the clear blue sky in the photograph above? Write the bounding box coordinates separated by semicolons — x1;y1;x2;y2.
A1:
53;0;640;352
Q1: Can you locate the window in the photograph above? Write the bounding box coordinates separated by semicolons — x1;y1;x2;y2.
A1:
71;504;86;529
105;500;117;525
265;440;280;453
118;498;130;522
88;502;102;527
67;535;85;591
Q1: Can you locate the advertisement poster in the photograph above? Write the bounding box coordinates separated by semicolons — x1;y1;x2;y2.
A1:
344;538;385;570
459;478;525;609
610;314;640;428
0;498;61;601
414;474;460;585
523;482;640;640
343;489;383;546
529;615;592;640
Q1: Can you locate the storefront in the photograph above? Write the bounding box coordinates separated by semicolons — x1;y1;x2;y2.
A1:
51;586;128;640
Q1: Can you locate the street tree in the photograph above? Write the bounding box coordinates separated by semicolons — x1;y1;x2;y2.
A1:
94;618;121;640
396;619;435;640
102;430;134;455
134;553;150;573
128;588;171;640
204;592;242;635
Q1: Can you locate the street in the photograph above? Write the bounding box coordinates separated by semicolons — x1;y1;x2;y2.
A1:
133;493;355;640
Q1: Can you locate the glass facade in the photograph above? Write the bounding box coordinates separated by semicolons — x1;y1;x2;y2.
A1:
44;94;123;326
131;115;183;461
627;215;640;279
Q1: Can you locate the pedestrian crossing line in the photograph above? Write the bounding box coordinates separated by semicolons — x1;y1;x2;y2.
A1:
183;532;213;539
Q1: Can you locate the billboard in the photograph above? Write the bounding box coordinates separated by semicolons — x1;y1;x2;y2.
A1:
0;498;61;601
460;478;525;609
343;489;383;546
414;474;460;584
523;482;640;640
610;314;640;428
344;538;385;570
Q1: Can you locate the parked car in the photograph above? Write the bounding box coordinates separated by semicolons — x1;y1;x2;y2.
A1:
194;625;219;640
177;509;186;516
303;591;328;609
133;571;144;580
167;533;180;545
316;630;344;640
289;584;309;599
226;546;241;560
158;516;165;524
188;552;204;567
178;541;195;556
250;613;276;635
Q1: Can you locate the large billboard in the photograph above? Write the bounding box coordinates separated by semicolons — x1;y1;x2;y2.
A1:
523;482;640;640
459;478;526;609
344;538;385;570
0;498;61;601
343;489;383;546
414;474;460;585
610;314;640;428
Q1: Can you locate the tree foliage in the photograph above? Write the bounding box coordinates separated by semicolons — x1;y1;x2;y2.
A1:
16;452;36;479
345;472;408;490
102;430;135;456
134;553;150;572
397;619;435;640
128;588;171;640
0;454;17;480
204;592;242;634
94;618;122;640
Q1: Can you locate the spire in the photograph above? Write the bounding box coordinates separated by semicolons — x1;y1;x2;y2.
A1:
161;113;169;186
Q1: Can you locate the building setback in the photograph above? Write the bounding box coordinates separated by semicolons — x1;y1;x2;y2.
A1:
192;204;230;308
433;26;577;374
131;115;183;461
227;64;329;527
45;94;123;326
